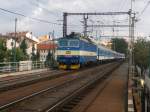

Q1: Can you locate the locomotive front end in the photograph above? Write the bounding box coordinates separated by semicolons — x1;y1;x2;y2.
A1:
57;38;80;69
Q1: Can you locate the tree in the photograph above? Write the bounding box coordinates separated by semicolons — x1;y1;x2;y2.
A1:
111;38;128;55
31;44;36;61
8;48;25;62
20;39;27;55
20;39;28;60
36;51;40;61
46;50;52;65
0;39;7;62
133;39;150;75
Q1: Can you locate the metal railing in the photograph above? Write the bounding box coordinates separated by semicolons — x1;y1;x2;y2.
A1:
0;61;48;73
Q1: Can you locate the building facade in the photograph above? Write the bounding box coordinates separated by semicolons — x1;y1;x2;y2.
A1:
5;31;39;59
37;40;57;61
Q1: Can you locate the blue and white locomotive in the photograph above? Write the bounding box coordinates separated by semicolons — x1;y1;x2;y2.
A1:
57;33;125;69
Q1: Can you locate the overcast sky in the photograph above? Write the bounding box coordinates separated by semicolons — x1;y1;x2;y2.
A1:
0;0;150;39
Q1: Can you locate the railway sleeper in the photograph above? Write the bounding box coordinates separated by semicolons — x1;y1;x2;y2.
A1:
60;95;86;112
57;63;121;112
0;62;121;112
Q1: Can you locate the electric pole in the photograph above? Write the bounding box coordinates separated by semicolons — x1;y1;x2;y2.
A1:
14;18;17;63
63;13;67;37
52;30;55;63
83;15;88;37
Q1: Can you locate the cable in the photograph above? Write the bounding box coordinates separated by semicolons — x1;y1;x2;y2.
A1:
118;0;127;12
0;7;61;25
0;7;82;28
138;1;150;18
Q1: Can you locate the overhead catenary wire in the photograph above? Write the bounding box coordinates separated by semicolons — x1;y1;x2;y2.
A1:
28;0;83;28
0;7;80;27
0;5;129;37
0;7;61;25
118;0;128;12
138;0;150;18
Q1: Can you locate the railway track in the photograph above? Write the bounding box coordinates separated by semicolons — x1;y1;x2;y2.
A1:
0;69;71;92
0;69;56;83
0;63;107;92
47;62;121;112
0;62;122;112
60;68;115;112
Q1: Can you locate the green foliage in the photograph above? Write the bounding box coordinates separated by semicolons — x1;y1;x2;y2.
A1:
133;39;150;74
36;51;40;61
8;48;26;62
31;53;36;61
0;39;7;62
31;44;36;61
20;39;29;60
0;38;30;62
20;39;27;55
45;50;58;68
111;38;128;55
46;50;52;61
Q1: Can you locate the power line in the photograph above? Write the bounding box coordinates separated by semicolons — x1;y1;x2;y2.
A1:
0;7;81;28
0;7;61;25
0;7;78;26
138;1;150;18
118;0;128;12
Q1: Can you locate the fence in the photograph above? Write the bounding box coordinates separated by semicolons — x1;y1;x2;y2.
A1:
0;61;47;73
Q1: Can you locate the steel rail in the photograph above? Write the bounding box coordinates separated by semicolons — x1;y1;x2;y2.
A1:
0;75;80;110
0;62;118;111
45;64;118;112
0;64;110;110
0;70;70;92
0;70;58;83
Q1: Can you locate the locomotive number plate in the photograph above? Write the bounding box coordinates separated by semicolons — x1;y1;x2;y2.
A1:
66;51;71;54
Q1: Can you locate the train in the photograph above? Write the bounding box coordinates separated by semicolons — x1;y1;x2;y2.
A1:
56;32;125;69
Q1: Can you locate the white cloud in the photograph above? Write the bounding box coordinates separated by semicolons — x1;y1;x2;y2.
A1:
18;7;43;31
0;0;150;38
33;7;43;16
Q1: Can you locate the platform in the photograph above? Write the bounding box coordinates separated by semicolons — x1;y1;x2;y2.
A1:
0;68;49;78
72;63;128;112
85;63;128;112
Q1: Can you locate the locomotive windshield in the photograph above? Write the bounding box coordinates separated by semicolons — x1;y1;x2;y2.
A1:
59;39;79;47
59;40;68;47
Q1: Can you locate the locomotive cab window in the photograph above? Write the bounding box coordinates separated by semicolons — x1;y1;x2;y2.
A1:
59;40;68;47
69;40;79;47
